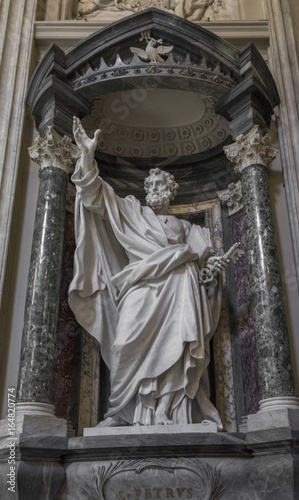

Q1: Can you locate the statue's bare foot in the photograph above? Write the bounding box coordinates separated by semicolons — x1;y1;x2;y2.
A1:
155;412;173;425
96;416;126;427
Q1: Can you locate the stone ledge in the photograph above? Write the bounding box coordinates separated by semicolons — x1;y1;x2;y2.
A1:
83;421;218;436
0;435;68;463
67;430;249;461
0;428;295;463
247;408;299;432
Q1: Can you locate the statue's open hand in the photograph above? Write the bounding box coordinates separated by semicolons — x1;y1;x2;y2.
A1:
73;116;101;157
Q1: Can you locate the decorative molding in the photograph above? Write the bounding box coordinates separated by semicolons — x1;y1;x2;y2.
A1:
28;127;80;173
71;52;237;93
34;21;270;58
217;180;243;215
223;125;278;173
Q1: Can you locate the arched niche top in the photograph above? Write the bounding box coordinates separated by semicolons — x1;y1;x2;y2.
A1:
26;8;279;201
26;8;279;141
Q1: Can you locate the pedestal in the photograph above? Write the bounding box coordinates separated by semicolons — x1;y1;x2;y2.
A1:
49;429;299;499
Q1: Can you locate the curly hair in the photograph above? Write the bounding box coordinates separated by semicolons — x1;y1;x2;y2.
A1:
144;168;179;201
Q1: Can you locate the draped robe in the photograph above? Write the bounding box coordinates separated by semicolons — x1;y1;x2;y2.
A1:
68;162;223;428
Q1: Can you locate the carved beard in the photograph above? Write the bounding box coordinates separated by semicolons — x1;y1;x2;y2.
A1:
145;191;172;211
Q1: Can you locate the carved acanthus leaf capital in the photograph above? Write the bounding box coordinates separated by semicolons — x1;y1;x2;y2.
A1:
223;125;278;173
28;127;80;173
217;180;243;216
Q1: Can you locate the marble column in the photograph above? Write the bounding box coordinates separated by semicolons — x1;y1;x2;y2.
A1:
224;125;299;415
16;128;79;424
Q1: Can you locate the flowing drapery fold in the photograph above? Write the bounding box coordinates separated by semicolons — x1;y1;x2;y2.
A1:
69;161;222;427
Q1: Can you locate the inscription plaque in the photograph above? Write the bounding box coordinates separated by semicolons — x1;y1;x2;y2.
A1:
67;458;224;500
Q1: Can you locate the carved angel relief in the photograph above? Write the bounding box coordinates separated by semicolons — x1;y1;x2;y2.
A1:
75;0;227;21
130;31;173;63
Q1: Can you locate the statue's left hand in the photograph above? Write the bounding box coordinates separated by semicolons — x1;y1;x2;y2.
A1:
205;255;229;273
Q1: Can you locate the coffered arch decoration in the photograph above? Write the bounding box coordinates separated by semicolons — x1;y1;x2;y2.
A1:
27;8;278;202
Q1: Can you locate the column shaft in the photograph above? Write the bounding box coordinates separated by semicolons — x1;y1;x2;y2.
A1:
16;127;79;408
17;167;68;403
241;164;295;400
224;125;298;409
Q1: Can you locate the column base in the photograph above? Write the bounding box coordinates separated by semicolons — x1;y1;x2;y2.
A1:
0;402;67;440
259;396;299;411
238;415;248;432
247;396;299;432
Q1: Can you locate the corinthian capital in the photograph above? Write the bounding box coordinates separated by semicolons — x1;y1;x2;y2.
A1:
28;127;80;173
223;125;278;173
217;181;243;216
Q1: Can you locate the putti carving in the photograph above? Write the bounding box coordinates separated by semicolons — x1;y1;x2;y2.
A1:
174;0;225;22
130;31;173;63
75;0;226;21
28;127;80;173
217;180;243;216
223;125;278;173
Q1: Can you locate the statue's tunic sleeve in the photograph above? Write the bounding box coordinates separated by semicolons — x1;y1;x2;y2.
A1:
71;160;107;216
68;160;128;366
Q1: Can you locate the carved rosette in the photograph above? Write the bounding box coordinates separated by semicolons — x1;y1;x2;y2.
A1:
28;127;80;173
217;181;243;216
223;125;278;173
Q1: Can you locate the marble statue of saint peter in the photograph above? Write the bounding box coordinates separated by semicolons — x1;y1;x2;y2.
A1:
69;117;226;428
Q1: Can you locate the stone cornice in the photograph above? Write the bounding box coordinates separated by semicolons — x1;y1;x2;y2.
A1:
223;125;278;173
34;20;270;58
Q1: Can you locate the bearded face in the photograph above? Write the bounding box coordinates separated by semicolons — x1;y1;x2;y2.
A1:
144;169;179;212
145;190;172;211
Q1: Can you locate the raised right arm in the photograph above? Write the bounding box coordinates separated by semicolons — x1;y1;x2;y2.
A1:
72;116;107;214
73;116;102;177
